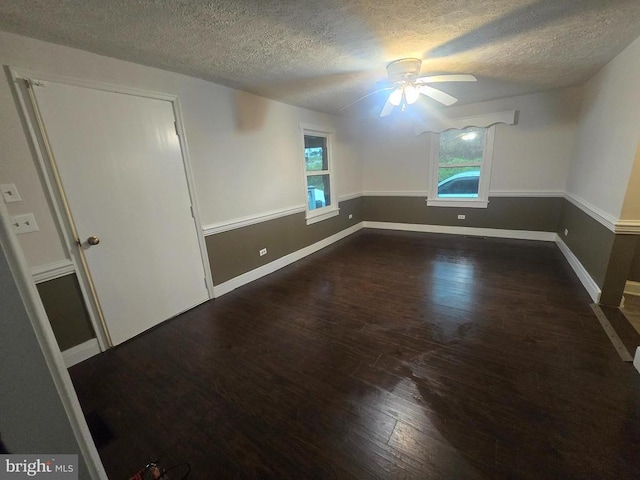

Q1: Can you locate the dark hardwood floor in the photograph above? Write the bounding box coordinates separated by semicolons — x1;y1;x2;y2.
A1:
70;230;640;479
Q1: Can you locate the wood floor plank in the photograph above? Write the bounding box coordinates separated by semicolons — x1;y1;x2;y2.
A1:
70;230;640;479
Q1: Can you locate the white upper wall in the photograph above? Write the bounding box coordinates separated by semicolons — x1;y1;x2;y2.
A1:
566;35;640;220
360;87;582;195
620;144;640;221
0;32;362;267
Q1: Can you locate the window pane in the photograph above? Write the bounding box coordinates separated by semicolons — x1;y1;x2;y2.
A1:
307;174;331;210
439;127;485;166
305;135;328;171
437;166;480;197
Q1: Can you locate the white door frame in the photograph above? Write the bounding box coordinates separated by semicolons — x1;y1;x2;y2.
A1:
10;67;215;350
0;201;108;479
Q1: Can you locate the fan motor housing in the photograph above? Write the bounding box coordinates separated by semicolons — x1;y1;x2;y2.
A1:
386;58;422;83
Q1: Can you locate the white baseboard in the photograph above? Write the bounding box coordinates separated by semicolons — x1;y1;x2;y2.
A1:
624;281;640;297
362;221;557;242
555;237;601;303
634;347;640;375
361;222;601;303
213;222;364;297
212;221;601;307
62;338;100;367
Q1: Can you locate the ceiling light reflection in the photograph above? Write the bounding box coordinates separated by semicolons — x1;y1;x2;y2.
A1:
389;88;403;106
405;85;419;104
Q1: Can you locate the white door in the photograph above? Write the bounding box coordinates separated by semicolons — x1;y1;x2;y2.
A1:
32;81;209;345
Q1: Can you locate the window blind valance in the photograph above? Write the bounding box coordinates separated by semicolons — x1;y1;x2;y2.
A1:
415;110;517;135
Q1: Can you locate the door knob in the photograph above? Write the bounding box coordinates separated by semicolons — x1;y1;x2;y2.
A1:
87;236;100;246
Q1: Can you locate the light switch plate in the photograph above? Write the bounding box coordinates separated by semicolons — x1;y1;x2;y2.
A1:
11;213;39;234
1;184;22;203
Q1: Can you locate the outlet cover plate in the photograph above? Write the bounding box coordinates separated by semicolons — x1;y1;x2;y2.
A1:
11;213;39;234
1;184;22;203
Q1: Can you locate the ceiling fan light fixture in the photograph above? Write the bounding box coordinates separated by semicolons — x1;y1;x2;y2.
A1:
404;85;419;104
369;57;476;118
389;88;403;106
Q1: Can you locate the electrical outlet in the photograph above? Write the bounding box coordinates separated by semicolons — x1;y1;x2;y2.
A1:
564;229;568;236
259;248;267;257
348;214;353;219
1;184;22;203
457;214;466;220
11;213;39;234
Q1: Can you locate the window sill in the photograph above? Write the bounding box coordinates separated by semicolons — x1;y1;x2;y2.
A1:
426;199;489;209
306;207;340;225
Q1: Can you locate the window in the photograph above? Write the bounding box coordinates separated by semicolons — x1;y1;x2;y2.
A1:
428;126;495;208
301;124;338;224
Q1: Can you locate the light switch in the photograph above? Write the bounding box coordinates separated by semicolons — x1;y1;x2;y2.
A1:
1;184;22;203
11;213;39;234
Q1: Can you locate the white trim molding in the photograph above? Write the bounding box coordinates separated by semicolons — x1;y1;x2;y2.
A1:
564;192;617;232
12;67;177;103
426;199;489;209
634;348;640;375
362;191;428;197
306;207;339;225
363;221;557;242
624;281;640;297
614;220;640;234
62;338;100;367
31;259;75;284
213;223;363;297
298;122;335;135
338;192;363;202
361;191;565;199
555;236;601;303
203;205;306;236
489;191;564;198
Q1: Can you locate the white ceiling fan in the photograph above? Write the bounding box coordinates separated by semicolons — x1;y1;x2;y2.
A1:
342;58;477;117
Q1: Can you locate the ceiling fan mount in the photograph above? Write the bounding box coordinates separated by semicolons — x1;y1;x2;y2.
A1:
386;58;423;84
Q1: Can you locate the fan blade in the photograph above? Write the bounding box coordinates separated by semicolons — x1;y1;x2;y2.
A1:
339;86;393;112
416;85;458;106
416;74;477;84
380;97;395;117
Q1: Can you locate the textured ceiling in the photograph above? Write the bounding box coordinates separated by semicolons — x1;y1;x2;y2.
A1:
1;0;640;115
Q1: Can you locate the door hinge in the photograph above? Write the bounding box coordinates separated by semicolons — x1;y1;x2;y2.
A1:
174;121;180;136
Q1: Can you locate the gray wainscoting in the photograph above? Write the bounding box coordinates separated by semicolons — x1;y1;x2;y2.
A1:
37;274;95;351
629;238;640;282
363;196;563;231
557;200;638;305
205;197;363;285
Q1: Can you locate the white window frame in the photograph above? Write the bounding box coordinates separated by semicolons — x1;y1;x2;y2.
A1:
427;125;495;209
300;123;339;224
